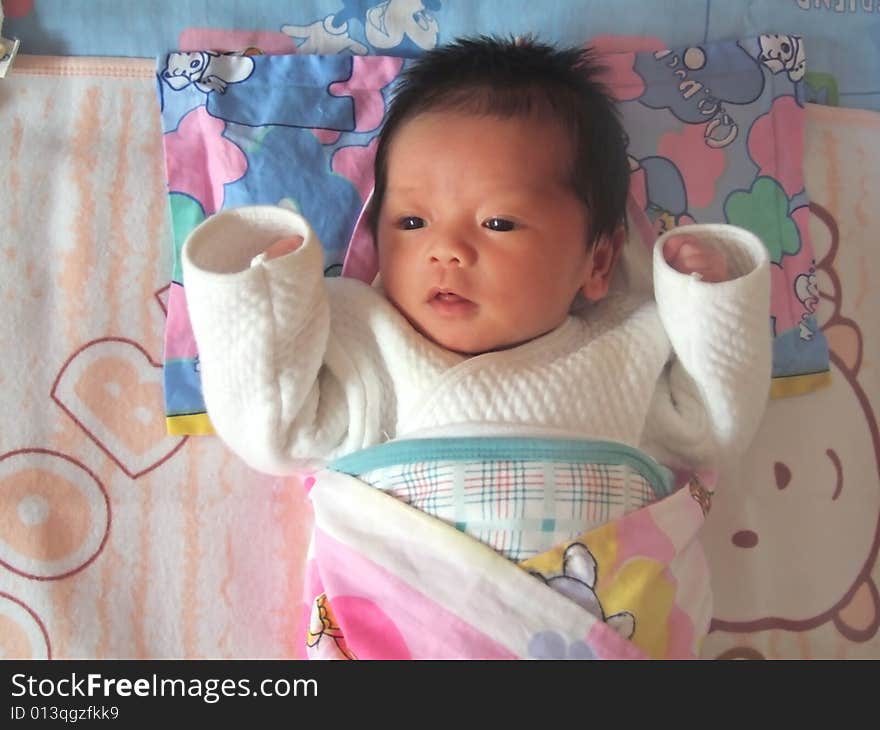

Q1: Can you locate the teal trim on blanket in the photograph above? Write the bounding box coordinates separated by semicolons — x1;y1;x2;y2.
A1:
329;437;674;499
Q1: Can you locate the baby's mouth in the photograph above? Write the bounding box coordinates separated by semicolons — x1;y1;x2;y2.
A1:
428;288;472;304
427;288;476;314
435;292;466;303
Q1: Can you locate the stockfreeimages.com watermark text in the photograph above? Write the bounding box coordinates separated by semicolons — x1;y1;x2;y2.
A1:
11;672;317;705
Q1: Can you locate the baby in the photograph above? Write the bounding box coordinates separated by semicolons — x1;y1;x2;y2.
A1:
182;37;770;562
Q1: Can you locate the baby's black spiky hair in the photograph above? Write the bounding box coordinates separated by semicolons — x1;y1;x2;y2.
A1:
368;35;630;247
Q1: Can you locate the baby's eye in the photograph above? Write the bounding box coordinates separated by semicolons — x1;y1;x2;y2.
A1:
483;218;516;232
397;216;426;230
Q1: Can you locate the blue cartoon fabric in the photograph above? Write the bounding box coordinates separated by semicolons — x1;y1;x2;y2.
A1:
6;0;880;111
157;34;829;433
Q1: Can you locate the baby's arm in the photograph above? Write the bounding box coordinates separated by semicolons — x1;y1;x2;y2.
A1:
643;224;771;469
182;206;362;474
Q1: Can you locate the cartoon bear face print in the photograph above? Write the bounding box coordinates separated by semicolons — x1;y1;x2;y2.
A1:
703;202;880;638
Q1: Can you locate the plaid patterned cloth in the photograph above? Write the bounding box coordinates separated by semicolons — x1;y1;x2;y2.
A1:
360;458;659;561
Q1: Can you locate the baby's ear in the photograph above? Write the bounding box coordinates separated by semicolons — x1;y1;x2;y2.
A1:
581;227;625;302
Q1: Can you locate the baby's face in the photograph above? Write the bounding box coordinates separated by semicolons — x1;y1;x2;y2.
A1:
377;110;608;355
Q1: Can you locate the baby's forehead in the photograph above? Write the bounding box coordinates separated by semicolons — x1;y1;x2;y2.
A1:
390;108;575;156
386;175;569;197
386;113;577;185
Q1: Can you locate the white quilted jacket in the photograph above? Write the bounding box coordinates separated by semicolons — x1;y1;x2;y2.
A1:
182;206;771;475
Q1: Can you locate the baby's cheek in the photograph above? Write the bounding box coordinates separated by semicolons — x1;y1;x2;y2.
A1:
389;262;426;314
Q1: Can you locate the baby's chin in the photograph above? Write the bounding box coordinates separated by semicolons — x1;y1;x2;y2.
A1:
420;324;536;357
411;322;496;356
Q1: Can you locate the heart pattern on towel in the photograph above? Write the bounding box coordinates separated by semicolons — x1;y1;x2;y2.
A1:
0;449;109;580
154;284;170;317
52;338;187;479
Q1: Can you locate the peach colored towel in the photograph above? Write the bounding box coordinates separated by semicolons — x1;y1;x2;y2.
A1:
0;57;310;659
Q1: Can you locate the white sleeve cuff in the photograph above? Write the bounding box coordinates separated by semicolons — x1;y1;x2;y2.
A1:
182;205;323;279
653;223;769;296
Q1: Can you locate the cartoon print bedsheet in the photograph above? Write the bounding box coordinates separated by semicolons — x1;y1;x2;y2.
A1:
4;0;880;111
0;55;878;659
157;35;830;434
1;0;879;659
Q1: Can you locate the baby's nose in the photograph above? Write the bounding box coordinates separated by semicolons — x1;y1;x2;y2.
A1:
431;250;462;266
428;235;476;267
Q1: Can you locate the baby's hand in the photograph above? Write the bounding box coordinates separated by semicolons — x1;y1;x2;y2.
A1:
264;236;304;260
663;234;729;283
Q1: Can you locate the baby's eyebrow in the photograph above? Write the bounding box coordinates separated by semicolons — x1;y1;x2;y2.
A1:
385;184;424;195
